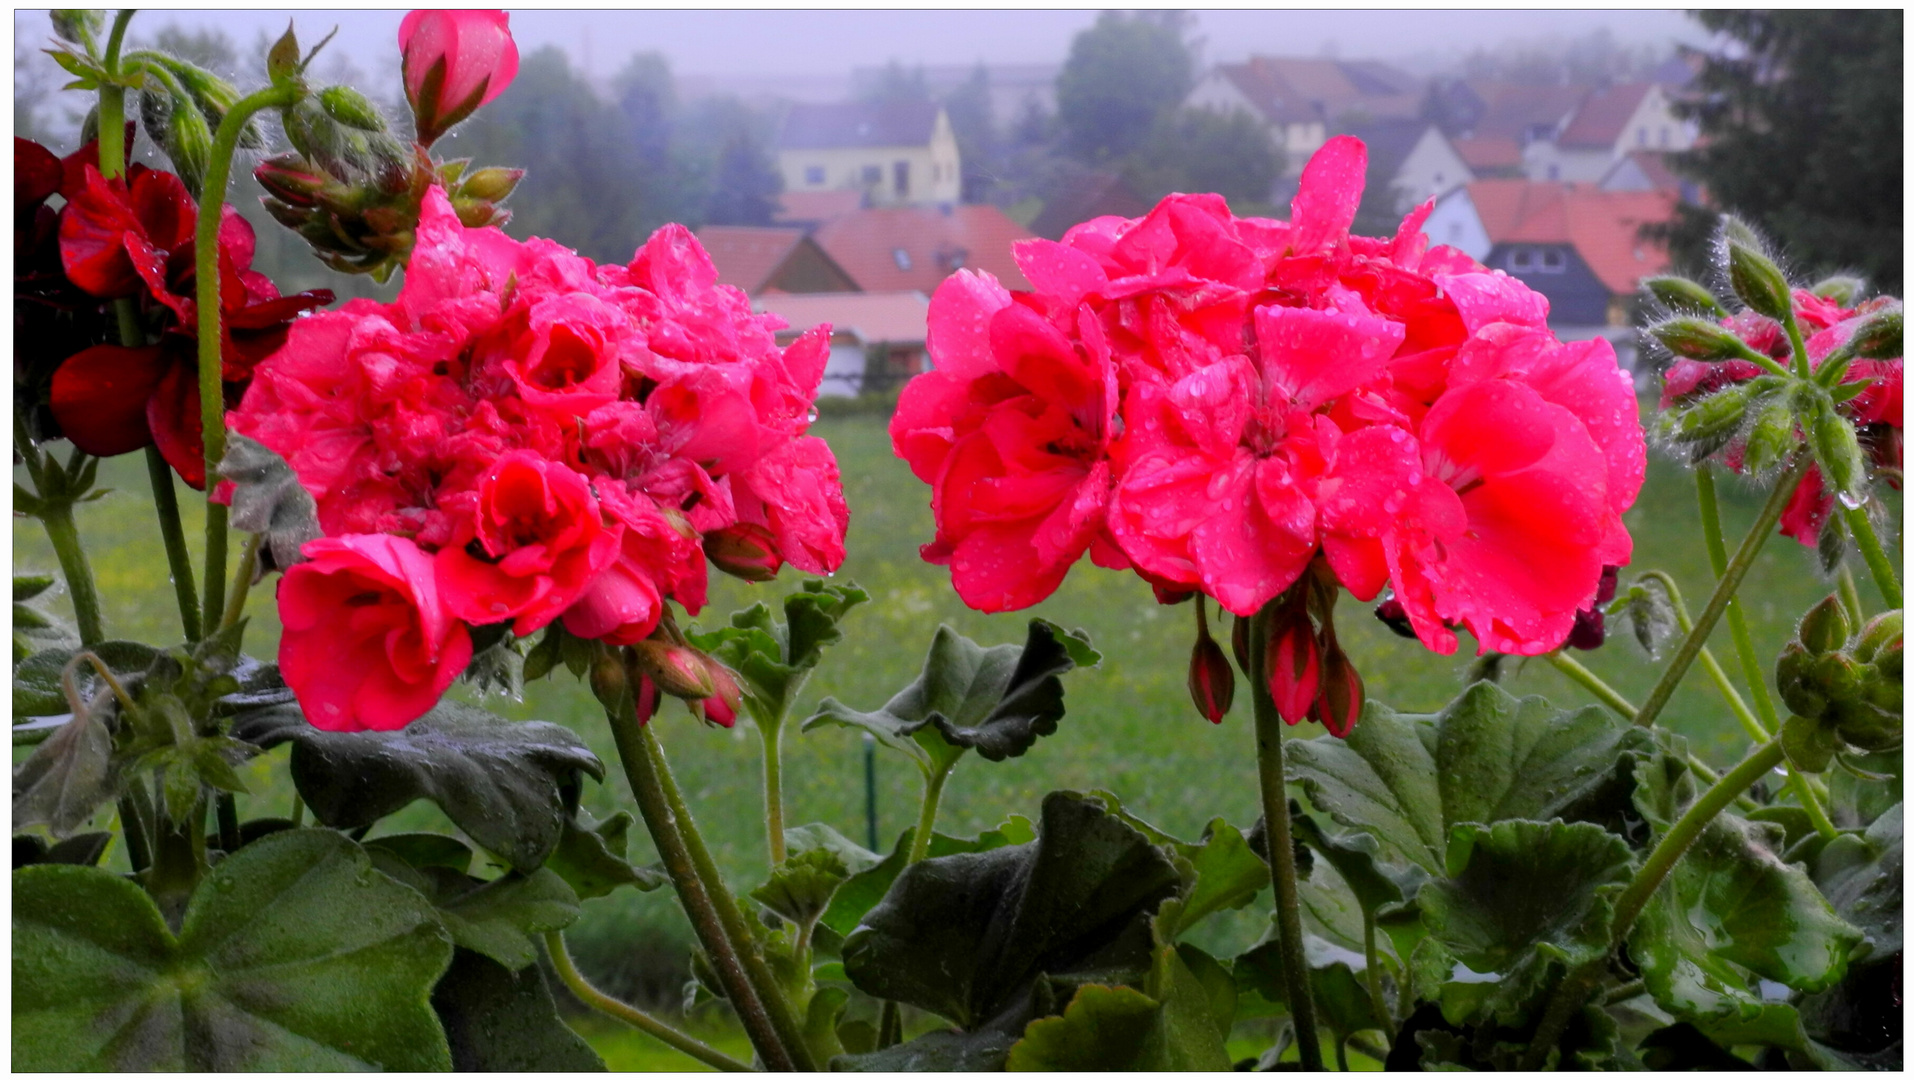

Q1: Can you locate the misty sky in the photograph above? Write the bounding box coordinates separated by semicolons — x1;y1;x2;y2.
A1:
16;9;1709;83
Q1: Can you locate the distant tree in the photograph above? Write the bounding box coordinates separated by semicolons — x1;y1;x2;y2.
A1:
677;96;783;227
1665;11;1902;292
613;52;708;234
943;63;998;203
860;61;931;106
1460;29;1666;88
1123;107;1280;207
1055;11;1194;164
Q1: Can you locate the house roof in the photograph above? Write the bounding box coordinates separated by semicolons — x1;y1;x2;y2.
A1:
1464;81;1590;142
755;290;930;345
1027;170;1152;242
1213;56;1422;127
693;226;812;294
773;189;865;226
1338;119;1438;181
1600;150;1684;193
777;101;941;150
1465;178;1675;294
812;204;1034;293
1452;135;1523;172
1557;82;1655;150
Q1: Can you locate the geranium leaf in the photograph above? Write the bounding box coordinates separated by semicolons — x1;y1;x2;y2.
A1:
691;580;868;726
232;699;603;872
432;947;606;1071
1808;802;1901;956
423;868;581;973
12;709;117;838
831;1029;1019;1072
1233;929;1387;1038
751;847;852;929
1004;983;1163;1069
1422;820;1634;976
841;791;1179;1031
1287;698;1445;874
216;433;322;572
13;641;163;718
11;830;113;868
364;831;477;874
1160;818;1268;937
543;810;666;900
12;829;453;1070
818;815;1033;940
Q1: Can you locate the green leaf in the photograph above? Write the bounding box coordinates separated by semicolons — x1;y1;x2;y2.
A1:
841;791;1179;1031
1808;802;1901;956
690;580;868;726
1422;820;1633;975
1160;818;1269;937
233;699;604;872
1629;811;1865;1038
13;641;163;718
12;708;117;838
1233;930;1387;1038
406;867;583;972
1292;813;1415;915
432;947;606;1070
12;830;112;868
805;620;1087;769
818;815;1033;940
832;1029;1019;1071
13;574;55;602
786;822;883;874
364;831;477;874
543;810;666;900
1004;983;1163;1070
12;829;452;1070
751;847;852;929
1287;697;1445;873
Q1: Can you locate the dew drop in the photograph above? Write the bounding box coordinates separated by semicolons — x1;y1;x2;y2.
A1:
1836;490;1867;510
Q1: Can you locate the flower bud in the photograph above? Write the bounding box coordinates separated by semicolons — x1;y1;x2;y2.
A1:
400;9;520;147
1847;304;1902;361
1662;384;1753;445
1740;396;1797;474
1797;594;1853;656
629;639;718;700
1810;275;1865;308
1187;632;1235;724
1643;275;1726;318
633;673;661;726
1781;711;1838;773
1373;597;1417;640
1852;610;1903;665
458;165;524;203
1315;641;1364;739
267;23;302;84
1725;239;1794;322
1776;642;1827;719
704;523;784;583
1813;652;1867;711
700;658;743;729
255;153;328;208
1808;393;1868;508
50;9;104;45
165;100;215;196
1832;702;1900;753
1650;316;1747;361
1566;607;1606;651
587;648;627;713
319;86;388;132
1266;613;1321;725
1231;613;1251;672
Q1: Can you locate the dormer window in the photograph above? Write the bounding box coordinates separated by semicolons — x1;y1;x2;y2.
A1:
892;248;912;270
1509;248;1536;271
1538;248;1567;273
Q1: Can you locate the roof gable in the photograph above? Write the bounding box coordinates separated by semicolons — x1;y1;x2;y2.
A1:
777;101;941;150
1464;179;1674;294
1557;83;1656;150
812;204;1034;293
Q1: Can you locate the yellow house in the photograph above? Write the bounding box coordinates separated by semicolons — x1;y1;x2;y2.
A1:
776;101;962;208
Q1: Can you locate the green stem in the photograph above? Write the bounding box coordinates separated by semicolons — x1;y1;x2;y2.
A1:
1522;740;1787;1069
144;448;202;640
1361;911;1391;1043
103;9;134;70
289;794;305;828
544;932;753;1072
1335;1037;1350;1073
761;716;786;866
638;722;818;1071
1249;604;1324;1072
117;784;153;874
194;83;299;638
1783;307;1813;380
1600;979;1647;1007
1843;502;1902;608
1836;565;1866;627
1545;651;1637;718
906;763;954;866
1635;456;1808;730
1694;468;1784;734
604;693;796;1072
220;531;265;631
40;505;106;646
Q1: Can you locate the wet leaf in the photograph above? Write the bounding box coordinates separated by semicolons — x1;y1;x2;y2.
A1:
819;815;1033;940
690;579;868;726
543;810;665;900
13;642;162;718
1422;820;1634;976
432;947;605;1070
1808;802;1901;956
12;829;453;1070
12;708;117;838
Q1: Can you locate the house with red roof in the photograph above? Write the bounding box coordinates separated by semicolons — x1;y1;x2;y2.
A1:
1423;179;1676;328
1523;82;1695;183
693;226;859;295
755;291;931;397
810;204;1033;293
775;101;961;208
1185;56;1421;177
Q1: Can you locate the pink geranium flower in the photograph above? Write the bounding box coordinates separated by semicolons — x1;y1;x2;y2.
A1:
400;9;519;146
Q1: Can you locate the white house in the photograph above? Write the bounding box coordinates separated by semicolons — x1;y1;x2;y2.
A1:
1522;83;1696;184
1185;56;1421;177
775;101;962;208
1343;119;1474;215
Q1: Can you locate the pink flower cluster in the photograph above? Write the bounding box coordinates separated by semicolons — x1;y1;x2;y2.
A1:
1660;294;1904;545
232;188;848;730
893;136;1645;658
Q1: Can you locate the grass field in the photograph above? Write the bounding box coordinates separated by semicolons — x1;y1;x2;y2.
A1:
14;404;1898;1064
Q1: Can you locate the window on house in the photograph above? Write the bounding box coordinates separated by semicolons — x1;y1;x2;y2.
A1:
804;165;825;186
1637;127;1648;147
1658;127;1669;147
1448;222;1463;242
894;161;910;197
861;164;881;187
1434;171;1444;187
1509;248;1536;271
1539;249;1567;273
1546;164;1560;180
892;248;913;270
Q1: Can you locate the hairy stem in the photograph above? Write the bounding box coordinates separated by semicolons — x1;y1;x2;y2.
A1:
1362;911;1392;1044
40;504;106;646
761;716;786;866
604;694;795;1072
1636;456;1809;730
1843;502;1902;608
1836;565;1866;627
117;782;153;874
876;759;959;1050
544;931;752;1072
220;531;265;631
1544;651;1637;718
1249;604;1323;1071
144;448;203;640
194;83;298;637
216;792;241;853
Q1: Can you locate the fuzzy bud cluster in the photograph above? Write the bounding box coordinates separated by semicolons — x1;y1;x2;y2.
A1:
1778;600;1902;771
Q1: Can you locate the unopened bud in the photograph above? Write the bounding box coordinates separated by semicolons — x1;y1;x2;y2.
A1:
700;657;743;729
1566;606;1606;651
1726;240;1794;323
1777;642;1827;719
704;523;783;583
588;649;628;713
255;153;328;207
1266;612;1321;725
1741;397;1797;474
1810;276;1865;308
1315;641;1364;739
1651;317;1747;361
1231;612;1251;672
1662;384;1753;444
1847;305;1902;361
1798;595;1853;656
1808;393;1868;508
1852;610;1904;665
1187;632;1235;724
319;86;387;132
165;101;215;195
267;23;302;84
1643;275;1726;318
1833;702;1900;754
1813;652;1867;710
452;196;501;229
459;165;524;203
629;640;718;700
50;10;102;45
1373;597;1417;640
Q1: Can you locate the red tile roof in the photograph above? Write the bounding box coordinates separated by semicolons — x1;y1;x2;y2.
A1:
773;190;865;226
811;204;1034;293
1557;82;1654;150
694;226;809;294
1602;150;1684;193
755;290;930;345
1453;135;1522;172
1465;179;1675;295
1464;81;1589;143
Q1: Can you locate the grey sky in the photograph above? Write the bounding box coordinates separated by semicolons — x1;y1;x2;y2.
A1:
16;9;1708;84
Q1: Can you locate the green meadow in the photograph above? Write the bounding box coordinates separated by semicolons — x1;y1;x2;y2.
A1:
14;406;1896;1067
